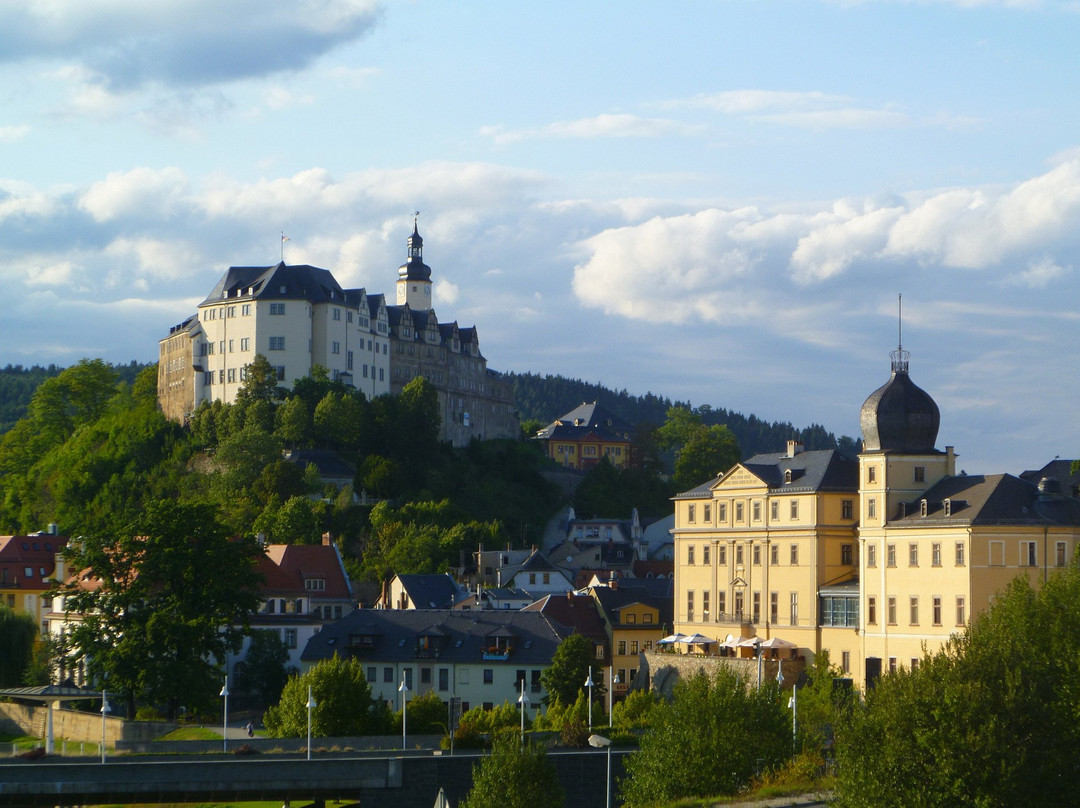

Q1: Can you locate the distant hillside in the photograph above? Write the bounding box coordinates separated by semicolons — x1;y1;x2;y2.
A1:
507;371;860;460
0;362;151;434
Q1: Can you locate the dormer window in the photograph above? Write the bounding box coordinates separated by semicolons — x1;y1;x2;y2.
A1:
943;499;952;517
784;469;792;484
305;578;325;591
920;499;928;517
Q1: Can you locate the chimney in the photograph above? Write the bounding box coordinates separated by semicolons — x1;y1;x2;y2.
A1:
322;532;333;546
786;440;804;457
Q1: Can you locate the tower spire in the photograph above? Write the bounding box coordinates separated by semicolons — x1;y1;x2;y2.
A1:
890;293;909;373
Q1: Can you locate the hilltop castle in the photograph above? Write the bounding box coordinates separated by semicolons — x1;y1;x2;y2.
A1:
157;223;519;446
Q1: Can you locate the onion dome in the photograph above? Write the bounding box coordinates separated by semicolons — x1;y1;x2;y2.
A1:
397;220;431;281
859;347;940;453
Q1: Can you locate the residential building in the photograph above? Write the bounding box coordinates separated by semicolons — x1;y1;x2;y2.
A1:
522;592;610;668
533;402;635;470
0;529;66;634
376;573;474;610
590;580;673;696
300;609;570;715
158;222;519;446
503;550;575;599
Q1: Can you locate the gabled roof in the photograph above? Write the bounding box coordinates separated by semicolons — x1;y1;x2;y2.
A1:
394;573;467;609
534;401;633;443
0;533;66;590
301;609;571;664
890;473;1080;527
262;543;352;599
523;593;609;646
590;582;674;626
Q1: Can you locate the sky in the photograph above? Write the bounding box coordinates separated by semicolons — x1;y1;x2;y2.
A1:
2;0;1079;475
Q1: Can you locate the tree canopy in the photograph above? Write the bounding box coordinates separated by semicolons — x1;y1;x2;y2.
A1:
263;654;387;737
540;633;602;707
620;667;791;806
459;730;565;808
57;500;262;719
834;565;1080;808
0;606;39;687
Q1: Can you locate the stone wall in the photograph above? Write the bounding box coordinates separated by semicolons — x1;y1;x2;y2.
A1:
645;651;805;698
0;703;173;745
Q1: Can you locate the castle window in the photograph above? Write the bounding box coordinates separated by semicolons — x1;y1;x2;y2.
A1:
842;499;853;520
914;466;925;482
868;466;876;483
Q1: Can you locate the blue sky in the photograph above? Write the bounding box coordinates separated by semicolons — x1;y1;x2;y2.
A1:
2;0;1079;474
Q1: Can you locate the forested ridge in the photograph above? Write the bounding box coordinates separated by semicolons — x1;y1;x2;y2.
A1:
506;371;859;459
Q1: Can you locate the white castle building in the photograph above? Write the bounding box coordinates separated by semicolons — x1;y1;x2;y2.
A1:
157;223;519;446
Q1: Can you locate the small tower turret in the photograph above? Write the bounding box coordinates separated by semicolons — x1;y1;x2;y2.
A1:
396;215;433;310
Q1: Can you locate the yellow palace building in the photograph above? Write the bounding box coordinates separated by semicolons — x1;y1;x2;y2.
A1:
673;344;1080;690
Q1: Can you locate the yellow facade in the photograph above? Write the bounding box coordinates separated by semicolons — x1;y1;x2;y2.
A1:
672;446;860;659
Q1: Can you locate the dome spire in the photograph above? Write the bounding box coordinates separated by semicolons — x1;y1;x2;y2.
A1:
890;293;909;373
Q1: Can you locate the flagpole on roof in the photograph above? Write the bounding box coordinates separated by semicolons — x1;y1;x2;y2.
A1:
281;230;290;262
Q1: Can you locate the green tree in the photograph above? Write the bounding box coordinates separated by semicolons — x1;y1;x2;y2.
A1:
313;391;364;450
672;423;739;489
274;395;311;446
540;633;602;707
235;354;281;405
235;630;295;709
402;688;449;735
264;654;381;737
268;495;323;545
620;668;790;806
0;606;39;686
57;500;262;719
834;566;1080;808
459;730;564;808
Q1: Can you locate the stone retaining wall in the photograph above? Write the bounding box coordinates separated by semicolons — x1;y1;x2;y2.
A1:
645;651;805;698
0;702;172;745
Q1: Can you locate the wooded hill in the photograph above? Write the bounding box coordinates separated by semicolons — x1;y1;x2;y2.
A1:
506;371;859;459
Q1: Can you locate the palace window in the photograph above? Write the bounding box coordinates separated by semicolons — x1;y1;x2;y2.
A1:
842;499;853;520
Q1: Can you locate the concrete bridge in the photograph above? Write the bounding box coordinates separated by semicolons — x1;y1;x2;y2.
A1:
0;749;628;808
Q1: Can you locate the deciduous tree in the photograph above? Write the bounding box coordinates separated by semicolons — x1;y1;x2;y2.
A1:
0;606;38;687
263;654;384;737
540;633;602;707
57;500;262;719
459;730;564;808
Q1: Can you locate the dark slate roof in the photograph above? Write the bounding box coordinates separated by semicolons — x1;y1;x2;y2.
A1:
517;549;561;573
396;573;467;609
199;263;346;307
301;609;570;664
1020;459;1080;498
534;401;633;442
889;473;1080;527
591;583;674;627
675;449;858;499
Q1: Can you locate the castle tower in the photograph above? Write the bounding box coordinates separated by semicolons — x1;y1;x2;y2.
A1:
396;218;432;310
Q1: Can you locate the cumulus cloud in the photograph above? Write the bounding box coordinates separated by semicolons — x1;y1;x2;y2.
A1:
79;167;189;222
480;114;703;145
0;0;382;90
573;159;1080;327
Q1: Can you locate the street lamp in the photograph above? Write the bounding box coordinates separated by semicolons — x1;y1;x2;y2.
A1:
608;669;621;728
99;690;110;765
588;734;613;808
517;678;530;740
584;666;595;729
306;686;317;760
754;638;763;688
219;676;230;753
398;675;410;749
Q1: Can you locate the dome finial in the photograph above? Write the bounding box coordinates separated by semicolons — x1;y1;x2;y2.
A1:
890;293;909;373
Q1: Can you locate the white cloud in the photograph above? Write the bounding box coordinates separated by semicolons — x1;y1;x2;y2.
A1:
79;167;189;222
0;124;29;142
436;279;460;305
1005;256;1071;288
481;114;703;145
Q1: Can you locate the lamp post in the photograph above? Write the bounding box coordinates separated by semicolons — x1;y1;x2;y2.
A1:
219;676;230;753
588;734;613;808
517;678;530;740
788;683;798;752
398;675;410;749
607;669;621;728
754;638;763;688
584;666;594;729
306;686;317;760
99;690;110;765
